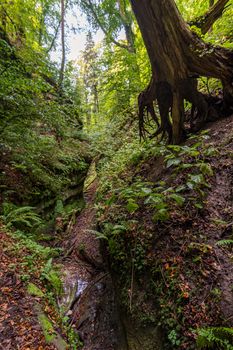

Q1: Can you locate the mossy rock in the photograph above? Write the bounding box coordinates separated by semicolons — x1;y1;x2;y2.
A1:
35;303;67;350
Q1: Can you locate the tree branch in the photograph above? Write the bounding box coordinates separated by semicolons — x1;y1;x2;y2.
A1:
46;1;69;53
82;0;130;52
46;20;61;53
189;0;230;35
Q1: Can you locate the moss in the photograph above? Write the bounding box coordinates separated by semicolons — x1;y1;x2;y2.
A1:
27;282;44;297
38;313;56;343
36;304;67;350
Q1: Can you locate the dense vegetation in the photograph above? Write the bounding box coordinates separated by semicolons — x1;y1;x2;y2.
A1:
0;0;233;349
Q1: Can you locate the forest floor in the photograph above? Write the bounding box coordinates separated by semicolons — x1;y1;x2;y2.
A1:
0;228;56;350
0;115;232;350
0;179;124;350
58;178;125;350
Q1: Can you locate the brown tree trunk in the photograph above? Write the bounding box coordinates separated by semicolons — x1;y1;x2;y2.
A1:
59;0;66;89
209;0;215;32
117;0;135;53
130;0;233;143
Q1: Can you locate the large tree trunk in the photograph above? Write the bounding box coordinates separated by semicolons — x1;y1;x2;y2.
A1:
130;0;233;143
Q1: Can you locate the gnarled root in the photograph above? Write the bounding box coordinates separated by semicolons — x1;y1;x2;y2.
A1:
138;79;173;142
137;76;233;144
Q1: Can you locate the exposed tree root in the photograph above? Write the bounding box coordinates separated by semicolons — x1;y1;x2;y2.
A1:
138;76;233;144
131;0;233;144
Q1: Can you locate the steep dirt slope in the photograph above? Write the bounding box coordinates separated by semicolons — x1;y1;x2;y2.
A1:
98;115;233;349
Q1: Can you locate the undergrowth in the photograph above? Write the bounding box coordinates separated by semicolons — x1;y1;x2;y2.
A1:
1;223;81;349
95;128;233;350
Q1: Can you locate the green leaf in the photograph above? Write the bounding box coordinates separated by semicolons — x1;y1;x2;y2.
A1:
175;185;186;193
187;182;194;190
126;199;139;213
105;195;116;206
27;283;44;297
166;158;181;168
195;203;203;209
140;187;152;196
190;174;204;184
113;224;127;232
169;193;185;206
199;163;214;176
216;239;233;247
153;208;170;222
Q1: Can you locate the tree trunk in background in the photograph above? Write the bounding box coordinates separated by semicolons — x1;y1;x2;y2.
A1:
93;84;99;114
209;0;215;32
130;0;233;143
117;0;135;53
59;0;65;89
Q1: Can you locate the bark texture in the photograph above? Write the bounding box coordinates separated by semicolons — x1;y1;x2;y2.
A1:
130;0;233;143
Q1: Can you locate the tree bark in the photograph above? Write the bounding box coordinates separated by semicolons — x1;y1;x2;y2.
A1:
130;0;233;143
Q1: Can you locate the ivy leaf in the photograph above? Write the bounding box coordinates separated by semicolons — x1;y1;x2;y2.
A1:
189;174;204;184
187;182;194;190
140;187;152;196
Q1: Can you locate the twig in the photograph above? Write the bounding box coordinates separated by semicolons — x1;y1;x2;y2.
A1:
160;266;168;287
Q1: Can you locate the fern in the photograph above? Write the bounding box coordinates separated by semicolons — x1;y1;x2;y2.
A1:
216;240;233;247
1;205;42;229
197;327;233;349
41;258;63;296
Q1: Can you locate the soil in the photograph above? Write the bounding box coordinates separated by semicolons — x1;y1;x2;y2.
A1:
59;179;127;350
133;115;233;347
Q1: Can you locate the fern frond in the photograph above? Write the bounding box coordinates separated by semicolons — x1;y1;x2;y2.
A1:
3;205;42;229
216;240;233;247
197;327;233;349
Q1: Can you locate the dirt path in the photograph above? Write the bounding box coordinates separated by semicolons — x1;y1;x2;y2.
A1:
60;180;127;350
